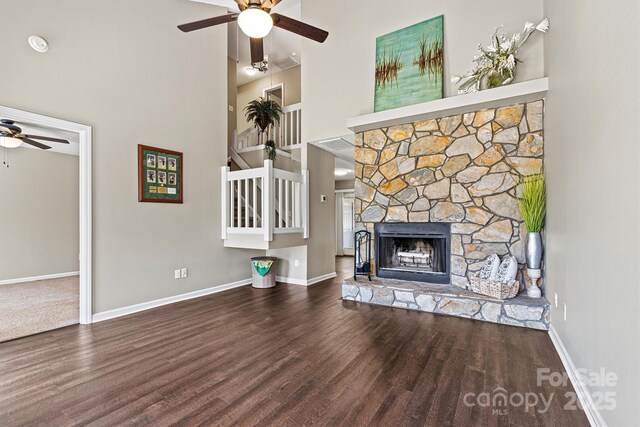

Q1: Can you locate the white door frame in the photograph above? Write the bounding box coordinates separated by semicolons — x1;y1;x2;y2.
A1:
335;189;355;256
262;82;285;105
0;105;93;324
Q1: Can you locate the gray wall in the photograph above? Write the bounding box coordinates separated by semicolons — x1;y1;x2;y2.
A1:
1;0;262;313
268;146;336;282
544;1;640;425
305;144;336;279
301;0;544;143
0;149;79;280
267;246;307;281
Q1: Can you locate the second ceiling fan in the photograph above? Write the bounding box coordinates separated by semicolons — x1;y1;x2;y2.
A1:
178;0;329;65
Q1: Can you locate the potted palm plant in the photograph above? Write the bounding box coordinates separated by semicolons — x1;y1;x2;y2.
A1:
518;172;546;297
244;97;282;162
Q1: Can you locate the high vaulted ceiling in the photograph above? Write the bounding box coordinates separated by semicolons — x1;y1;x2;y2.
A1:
190;0;302;86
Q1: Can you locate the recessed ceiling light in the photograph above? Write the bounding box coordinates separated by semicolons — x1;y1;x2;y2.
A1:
334;168;351;177
245;67;256;76
28;35;49;53
291;51;297;57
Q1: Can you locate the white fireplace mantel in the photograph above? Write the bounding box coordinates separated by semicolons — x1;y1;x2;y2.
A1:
346;77;548;133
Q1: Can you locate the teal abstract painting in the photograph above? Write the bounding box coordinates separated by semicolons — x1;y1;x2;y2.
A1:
374;16;444;112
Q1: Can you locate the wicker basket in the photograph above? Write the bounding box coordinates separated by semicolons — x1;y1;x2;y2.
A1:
469;273;519;300
251;256;277;289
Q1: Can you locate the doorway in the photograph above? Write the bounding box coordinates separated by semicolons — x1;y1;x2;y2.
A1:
0;105;92;331
336;190;355;256
263;83;284;107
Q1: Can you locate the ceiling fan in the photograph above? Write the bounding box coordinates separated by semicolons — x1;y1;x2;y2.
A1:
0;119;70;150
178;0;329;65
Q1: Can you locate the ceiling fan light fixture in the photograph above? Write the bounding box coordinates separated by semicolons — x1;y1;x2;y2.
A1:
237;7;273;38
245;67;257;76
0;136;22;149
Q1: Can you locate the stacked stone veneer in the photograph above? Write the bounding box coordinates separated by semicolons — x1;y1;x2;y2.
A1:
342;278;550;330
355;100;544;289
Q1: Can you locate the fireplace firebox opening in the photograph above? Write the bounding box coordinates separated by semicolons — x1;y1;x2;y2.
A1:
374;222;450;284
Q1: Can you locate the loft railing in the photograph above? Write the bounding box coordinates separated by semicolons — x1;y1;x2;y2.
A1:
221;160;309;241
234;103;302;151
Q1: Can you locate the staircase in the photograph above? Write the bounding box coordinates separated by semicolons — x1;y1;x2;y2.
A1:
224;103;307;250
221;160;308;250
234;103;302;151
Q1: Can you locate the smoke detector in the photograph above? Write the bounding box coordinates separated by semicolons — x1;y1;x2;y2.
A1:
28;35;49;53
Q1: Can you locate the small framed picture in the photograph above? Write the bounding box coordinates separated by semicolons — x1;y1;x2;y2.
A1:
147;154;156;168
158;156;167;170
139;145;183;203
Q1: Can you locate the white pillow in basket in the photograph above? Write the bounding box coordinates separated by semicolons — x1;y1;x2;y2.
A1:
494;255;518;283
478;254;500;280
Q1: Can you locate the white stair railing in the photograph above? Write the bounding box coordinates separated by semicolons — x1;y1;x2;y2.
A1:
280;103;302;149
234;127;263;150
233;103;302;151
221;160;308;241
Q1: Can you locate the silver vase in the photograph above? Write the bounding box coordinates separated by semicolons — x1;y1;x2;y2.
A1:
526;232;543;269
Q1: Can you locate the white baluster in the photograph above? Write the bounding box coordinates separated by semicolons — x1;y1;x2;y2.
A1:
244;178;249;228
252;177;258;229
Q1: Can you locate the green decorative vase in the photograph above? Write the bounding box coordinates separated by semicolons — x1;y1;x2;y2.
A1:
481;67;516;90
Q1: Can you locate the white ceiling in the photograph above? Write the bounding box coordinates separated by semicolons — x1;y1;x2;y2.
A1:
310;135;356;182
3;120;79;156
189;0;303;86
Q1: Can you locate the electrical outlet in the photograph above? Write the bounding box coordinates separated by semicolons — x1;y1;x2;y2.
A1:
228;105;234;112
320;195;327;203
174;269;181;279
554;293;558;307
181;268;188;278
563;303;567;321
294;259;299;267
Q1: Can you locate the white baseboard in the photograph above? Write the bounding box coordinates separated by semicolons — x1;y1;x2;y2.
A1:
276;272;337;286
0;271;80;286
276;276;307;286
307;272;337;285
548;325;606;427
92;278;251;323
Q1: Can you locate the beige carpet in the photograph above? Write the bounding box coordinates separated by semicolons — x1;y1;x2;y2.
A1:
0;275;79;342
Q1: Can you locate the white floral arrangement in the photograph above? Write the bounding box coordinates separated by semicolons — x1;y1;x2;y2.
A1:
452;18;550;94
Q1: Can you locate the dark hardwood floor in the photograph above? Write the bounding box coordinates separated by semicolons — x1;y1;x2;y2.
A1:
0;257;588;426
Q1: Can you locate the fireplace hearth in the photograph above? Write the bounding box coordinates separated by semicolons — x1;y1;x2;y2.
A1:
375;222;450;284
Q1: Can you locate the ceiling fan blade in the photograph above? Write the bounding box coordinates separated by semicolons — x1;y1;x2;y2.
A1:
271;13;328;43
20;137;51;150
178;13;238;32
23;134;70;144
250;37;264;64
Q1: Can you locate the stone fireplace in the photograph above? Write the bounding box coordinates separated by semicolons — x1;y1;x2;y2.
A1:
375;222;450;284
354;100;544;289
343;97;550;330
